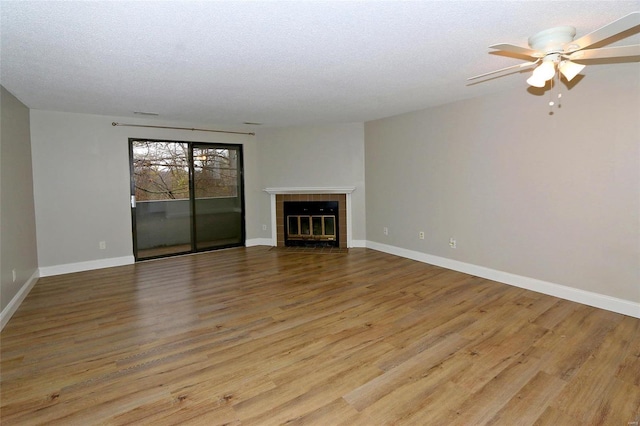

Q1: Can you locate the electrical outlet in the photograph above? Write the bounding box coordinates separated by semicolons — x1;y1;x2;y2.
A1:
419;231;425;240
383;227;389;236
262;224;267;231
449;238;457;249
99;241;106;250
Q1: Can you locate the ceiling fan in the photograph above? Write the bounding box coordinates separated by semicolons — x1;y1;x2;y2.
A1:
469;11;640;88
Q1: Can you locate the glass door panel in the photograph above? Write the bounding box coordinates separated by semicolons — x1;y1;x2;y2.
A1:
131;141;192;259
312;217;323;235
192;145;244;250
300;217;311;235
324;217;335;236
288;216;299;235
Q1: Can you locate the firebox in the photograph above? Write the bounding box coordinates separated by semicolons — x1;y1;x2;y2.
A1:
283;201;339;247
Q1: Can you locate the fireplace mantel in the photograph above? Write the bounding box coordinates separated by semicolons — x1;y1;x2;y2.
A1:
264;187;356;248
264;187;355;195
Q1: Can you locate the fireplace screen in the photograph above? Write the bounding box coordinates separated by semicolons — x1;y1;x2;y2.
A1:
283;200;339;247
287;215;336;241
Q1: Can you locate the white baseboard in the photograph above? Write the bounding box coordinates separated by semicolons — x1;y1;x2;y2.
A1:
39;256;135;278
350;239;367;248
1;270;40;331
366;241;640;319
246;238;274;247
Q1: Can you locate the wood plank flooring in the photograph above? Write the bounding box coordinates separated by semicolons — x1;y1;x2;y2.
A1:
1;247;639;425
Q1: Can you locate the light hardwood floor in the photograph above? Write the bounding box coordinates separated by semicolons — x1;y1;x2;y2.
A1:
1;247;639;425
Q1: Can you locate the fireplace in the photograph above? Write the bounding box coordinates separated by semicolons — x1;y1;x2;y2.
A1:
266;190;352;249
284;200;339;247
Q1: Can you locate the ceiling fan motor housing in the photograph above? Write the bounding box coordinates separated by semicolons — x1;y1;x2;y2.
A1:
528;26;576;54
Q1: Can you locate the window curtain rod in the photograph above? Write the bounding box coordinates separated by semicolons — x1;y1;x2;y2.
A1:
111;122;255;136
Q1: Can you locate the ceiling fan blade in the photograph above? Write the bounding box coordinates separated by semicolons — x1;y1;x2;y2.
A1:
489;43;543;58
569;12;640;51
468;60;539;81
568;44;640;60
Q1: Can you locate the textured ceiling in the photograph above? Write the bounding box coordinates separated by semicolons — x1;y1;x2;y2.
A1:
1;1;639;127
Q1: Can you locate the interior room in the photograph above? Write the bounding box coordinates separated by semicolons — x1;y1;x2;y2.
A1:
1;1;639;424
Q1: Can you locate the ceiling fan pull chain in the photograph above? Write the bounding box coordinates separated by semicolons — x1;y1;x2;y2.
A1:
548;68;563;113
548;71;555;111
556;72;563;109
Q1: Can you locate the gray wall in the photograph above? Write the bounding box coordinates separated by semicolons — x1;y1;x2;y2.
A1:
365;63;639;303
28;113;365;269
29;111;259;269
28;112;365;269
255;123;366;242
1;86;39;311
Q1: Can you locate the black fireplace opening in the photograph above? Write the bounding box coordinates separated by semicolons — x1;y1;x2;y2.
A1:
284;201;339;247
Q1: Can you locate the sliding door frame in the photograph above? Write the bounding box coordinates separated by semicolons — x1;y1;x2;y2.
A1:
129;138;245;261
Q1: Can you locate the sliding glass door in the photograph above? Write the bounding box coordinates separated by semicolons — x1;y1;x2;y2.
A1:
129;139;244;260
192;145;243;250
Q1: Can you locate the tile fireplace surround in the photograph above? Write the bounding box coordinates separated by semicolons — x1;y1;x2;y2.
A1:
264;187;356;248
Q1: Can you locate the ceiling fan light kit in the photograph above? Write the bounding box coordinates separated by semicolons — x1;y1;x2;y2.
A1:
533;57;558;79
524;53;587;88
526;74;546;88
469;12;640;108
558;60;586;82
